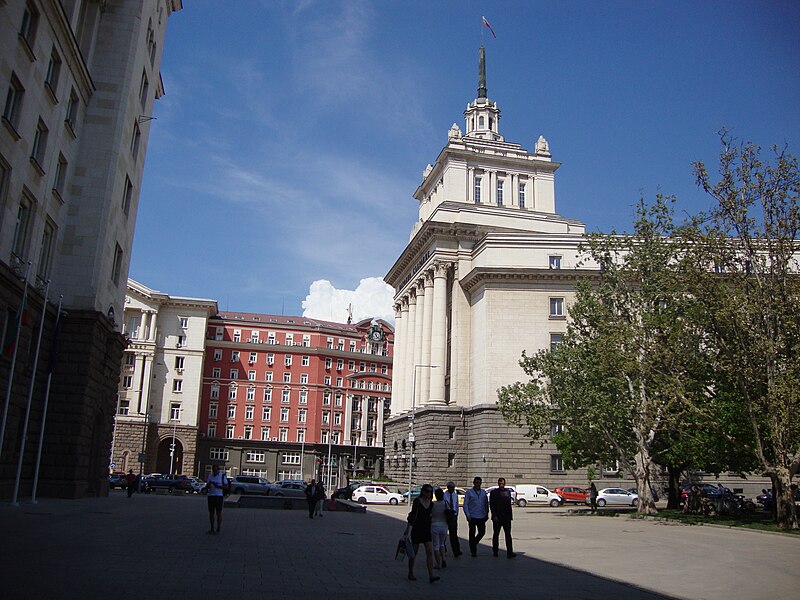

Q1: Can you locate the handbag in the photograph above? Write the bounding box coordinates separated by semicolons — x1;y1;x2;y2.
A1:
404;535;415;560
395;538;407;561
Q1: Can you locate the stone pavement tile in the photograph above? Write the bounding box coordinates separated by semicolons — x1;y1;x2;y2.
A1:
1;494;796;599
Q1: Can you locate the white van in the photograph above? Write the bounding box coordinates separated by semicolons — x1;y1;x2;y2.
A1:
514;484;563;507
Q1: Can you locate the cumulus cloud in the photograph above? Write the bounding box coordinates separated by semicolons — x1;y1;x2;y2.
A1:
302;278;395;325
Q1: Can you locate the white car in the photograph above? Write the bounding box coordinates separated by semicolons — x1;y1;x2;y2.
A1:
513;484;563;507
485;485;518;505
352;485;404;505
597;488;639;507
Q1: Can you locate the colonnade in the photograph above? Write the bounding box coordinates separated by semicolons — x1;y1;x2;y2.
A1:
390;261;452;414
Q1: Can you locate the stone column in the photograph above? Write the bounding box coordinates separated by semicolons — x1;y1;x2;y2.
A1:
429;261;450;405
376;397;385;446
510;173;517;207
344;393;354;443
420;269;434;405
390;302;403;416
139;312;149;341
148;311;158;342
411;279;426;410
403;292;417;414
360;400;369;444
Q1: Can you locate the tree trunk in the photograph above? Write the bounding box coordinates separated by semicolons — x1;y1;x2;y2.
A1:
666;465;683;510
634;447;658;515
771;468;798;530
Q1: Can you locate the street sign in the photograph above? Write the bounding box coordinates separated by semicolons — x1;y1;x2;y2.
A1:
109;462;116;469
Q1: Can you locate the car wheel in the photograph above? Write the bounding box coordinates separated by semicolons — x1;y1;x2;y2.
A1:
275;492;284;497
550;499;561;507
357;496;367;505
597;498;606;507
517;499;527;508
632;498;639;507
168;485;175;493
389;497;398;505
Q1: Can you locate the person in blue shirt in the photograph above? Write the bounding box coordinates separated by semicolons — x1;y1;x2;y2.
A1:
462;476;489;557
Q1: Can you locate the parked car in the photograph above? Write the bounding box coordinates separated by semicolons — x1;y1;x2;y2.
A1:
108;473;128;490
352;485;404;505
680;483;725;504
188;477;206;494
554;486;587;504
142;474;193;493
485;485;519;505
228;475;272;495
596;488;639;507
627;487;660;503
513;484;562;507
269;481;306;498
333;481;374;500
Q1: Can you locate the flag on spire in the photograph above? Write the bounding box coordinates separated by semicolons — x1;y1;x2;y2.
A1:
482;16;497;38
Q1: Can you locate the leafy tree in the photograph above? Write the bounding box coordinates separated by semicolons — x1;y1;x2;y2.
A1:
499;197;704;515
680;135;800;529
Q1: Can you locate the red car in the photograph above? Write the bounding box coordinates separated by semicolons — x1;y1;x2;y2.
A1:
554;486;588;504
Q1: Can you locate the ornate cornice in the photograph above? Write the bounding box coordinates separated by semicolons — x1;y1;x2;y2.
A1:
459;267;602;295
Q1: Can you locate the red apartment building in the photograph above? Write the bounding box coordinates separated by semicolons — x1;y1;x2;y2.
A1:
197;313;393;489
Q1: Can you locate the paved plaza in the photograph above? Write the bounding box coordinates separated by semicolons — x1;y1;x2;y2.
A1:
1;492;797;599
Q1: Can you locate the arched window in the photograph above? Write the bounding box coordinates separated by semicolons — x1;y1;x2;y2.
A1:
478;115;485;128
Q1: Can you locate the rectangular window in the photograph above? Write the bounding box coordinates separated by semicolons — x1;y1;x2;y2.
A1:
267;352;274;365
474;176;482;203
279;428;288;442
246;387;255;401
267;332;276;344
262;406;271;421
448;453;455;468
323;392;331;405
122;375;132;389
325;358;332;369
228;386;237;401
209;403;218;418
284;355;292;366
244;425;252;440
265;371;273;382
249;352;257;364
231;351;240;362
248;370;256;381
246;450;265;463
285;333;294;345
45;49;62;99
349;341;356;352
177;334;186;348
179;317;188;329
518;182;526;208
139;69;149;108
263;388;272;402
301;356;309;366
215;327;224;341
172;379;182;393
209;448;229;461
226;425;234;439
334;412;342;425
283;372;291;383
327;338;333;349
549;255;562;270
212;367;221;378
299;390;307;404
233;329;241;342
36;220;55;281
19;3;39;50
261;427;270;441
207;423;216;437
229;369;238;379
550;455;564;472
496;179;504;206
335;394;343;407
3;74;25;131
297;429;305;442
322;411;330;425
300;373;308;384
550;333;563;352
131;121;141;159
31;118;48;168
227;404;236;419
549;297;565;318
170;403;181;420
214;349;222;361
298;409;306;423
324;376;331;385
173;356;185;371
302;335;310;347
282;452;301;465
550;422;565;437
53;154;68;199
348;360;355;370
448;426;456;440
336;359;344;371
250;331;259;343
65;89;78;133
210;384;219;399
245;405;254;420
281;389;290;403
111;243;124;285
337;339;344;350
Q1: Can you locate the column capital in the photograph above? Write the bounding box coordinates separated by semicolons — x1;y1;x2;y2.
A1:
423;268;434;288
433;260;452;279
414;278;426;295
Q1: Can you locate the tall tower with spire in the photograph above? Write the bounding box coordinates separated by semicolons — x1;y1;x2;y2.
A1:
382;45;599;490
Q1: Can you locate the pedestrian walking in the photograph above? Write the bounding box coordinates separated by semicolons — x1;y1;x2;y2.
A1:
305;478;323;519
205;465;228;534
589;482;598;512
430;488;449;569
125;470;137;498
315;481;326;517
444;481;462;558
489;477;516;558
403;483;439;583
463;476;489;557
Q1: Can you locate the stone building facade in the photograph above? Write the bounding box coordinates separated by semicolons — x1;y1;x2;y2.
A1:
111;280;216;478
0;1;182;499
384;47;605;491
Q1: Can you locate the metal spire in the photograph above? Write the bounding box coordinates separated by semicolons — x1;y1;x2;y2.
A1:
478;46;487;99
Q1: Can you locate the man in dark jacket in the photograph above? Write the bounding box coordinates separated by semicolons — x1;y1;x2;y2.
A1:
305;479;322;519
489;477;516;558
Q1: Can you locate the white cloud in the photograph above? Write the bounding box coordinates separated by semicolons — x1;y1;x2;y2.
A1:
302;277;395;324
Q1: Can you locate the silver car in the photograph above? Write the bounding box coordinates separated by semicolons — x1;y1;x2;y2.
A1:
269;481;307;497
229;475;272;495
596;488;639;507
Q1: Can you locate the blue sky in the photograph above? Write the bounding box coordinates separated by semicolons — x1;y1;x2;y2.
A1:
130;0;800;319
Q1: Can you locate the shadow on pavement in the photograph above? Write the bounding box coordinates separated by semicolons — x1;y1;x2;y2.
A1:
0;492;679;600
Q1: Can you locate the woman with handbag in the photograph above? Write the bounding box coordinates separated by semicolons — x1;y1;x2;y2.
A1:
403;484;439;583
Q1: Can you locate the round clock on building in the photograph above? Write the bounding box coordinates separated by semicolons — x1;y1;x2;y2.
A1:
370;328;384;342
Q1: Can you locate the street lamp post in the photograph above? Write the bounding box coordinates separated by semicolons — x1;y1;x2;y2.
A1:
169;406;181;474
408;364;438;504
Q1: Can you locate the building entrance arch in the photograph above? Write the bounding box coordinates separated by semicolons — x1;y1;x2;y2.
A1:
156;437;184;475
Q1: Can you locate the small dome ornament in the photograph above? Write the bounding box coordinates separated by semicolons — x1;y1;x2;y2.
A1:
448;123;462;140
535;135;551;157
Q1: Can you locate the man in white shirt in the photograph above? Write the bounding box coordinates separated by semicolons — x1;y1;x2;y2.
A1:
463;476;489;557
444;481;462;558
205;465;228;534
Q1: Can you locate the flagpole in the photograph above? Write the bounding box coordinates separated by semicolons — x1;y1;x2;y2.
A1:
0;263;30;463
11;279;50;506
31;295;62;504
